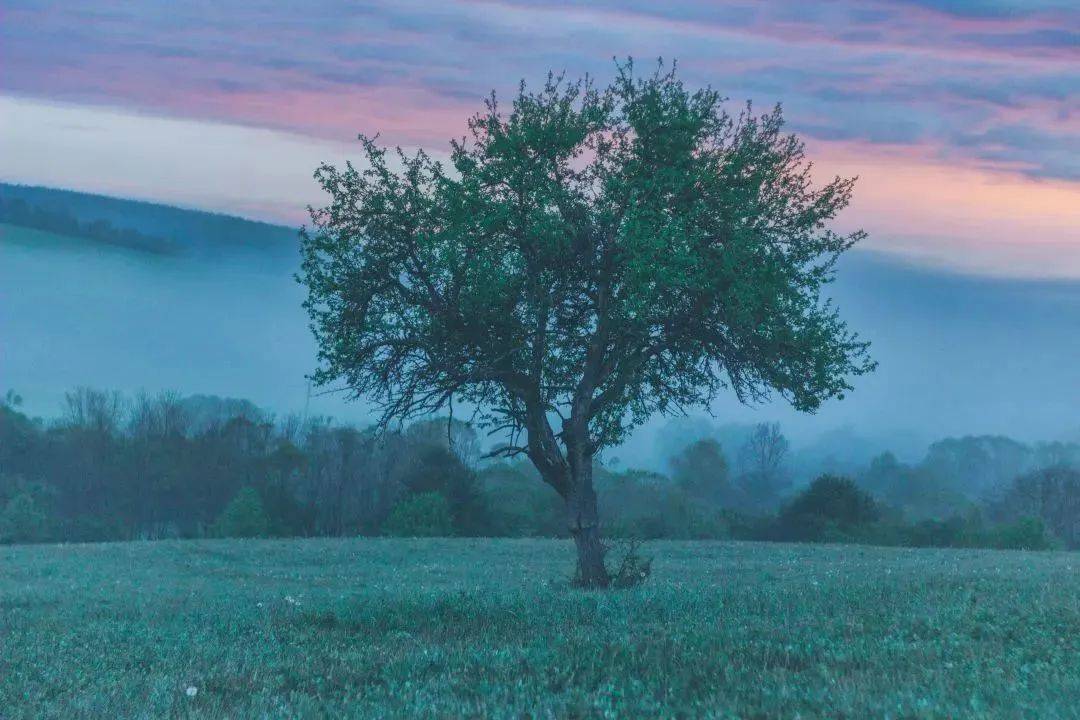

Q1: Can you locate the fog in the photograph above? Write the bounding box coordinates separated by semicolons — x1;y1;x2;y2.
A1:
3;216;1079;471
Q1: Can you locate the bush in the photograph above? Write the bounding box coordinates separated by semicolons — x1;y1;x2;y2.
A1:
212;487;270;538
382;492;455;537
599;469;734;540
395;446;491;535
777;475;880;542
985;517;1053;550
992;467;1079;549
607;539;652;588
480;463;565;537
0;492;49;544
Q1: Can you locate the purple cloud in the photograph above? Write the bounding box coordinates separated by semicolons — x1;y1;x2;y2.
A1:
0;0;1076;181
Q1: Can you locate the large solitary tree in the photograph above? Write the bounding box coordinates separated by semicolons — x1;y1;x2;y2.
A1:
299;62;875;586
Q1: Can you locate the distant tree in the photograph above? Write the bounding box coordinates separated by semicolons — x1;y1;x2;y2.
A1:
0;491;49;544
212;487;270;538
993;466;1080;549
382;492;454;537
922;436;1033;499
737;423;791;511
1033;441;1080;471
129;390;189;440
299;61;874;586
302;423;374;535
63;387;125;436
394;443;490;536
859;451;968;520
859;451;903;498
405;418;483;470
670;438;740;509
180;395;266;435
778;474;879;541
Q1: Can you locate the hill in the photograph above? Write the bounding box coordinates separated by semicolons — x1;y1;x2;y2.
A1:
2;185;1079;454
0;182;298;260
1;537;1076;718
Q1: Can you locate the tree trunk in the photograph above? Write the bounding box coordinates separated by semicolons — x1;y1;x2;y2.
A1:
566;460;609;588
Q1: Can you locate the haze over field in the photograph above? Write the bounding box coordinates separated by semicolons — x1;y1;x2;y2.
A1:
2;186;1078;468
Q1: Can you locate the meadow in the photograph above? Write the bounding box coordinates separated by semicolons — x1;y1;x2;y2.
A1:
2;538;1078;719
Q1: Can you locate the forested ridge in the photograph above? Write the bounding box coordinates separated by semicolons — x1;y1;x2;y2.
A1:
2;389;1076;550
0;182;296;259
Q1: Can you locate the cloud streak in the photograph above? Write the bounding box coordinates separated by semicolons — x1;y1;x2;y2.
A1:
1;0;1077;275
3;0;1076;173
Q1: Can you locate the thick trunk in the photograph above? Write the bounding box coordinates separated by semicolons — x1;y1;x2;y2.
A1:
523;401;608;587
566;456;609;588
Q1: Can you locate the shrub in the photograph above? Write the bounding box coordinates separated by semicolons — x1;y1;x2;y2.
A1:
382;492;454;537
777;475;880;542
480;463;565;537
0;492;49;544
607;539;652;589
395;446;492;535
985;517;1053;550
212;487;270;538
992;467;1079;549
671;439;743;509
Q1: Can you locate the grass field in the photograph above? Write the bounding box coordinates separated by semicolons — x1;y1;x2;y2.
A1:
2;539;1077;719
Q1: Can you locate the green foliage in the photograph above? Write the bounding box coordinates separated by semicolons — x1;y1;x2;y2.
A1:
2;384;1071;550
2;539;1077;718
670;438;740;508
299;61;874;558
599;470;732;540
993;466;1080;549
774;475;879;542
985;517;1053;551
394;445;490;536
212;487;270;539
789;474;879;523
480;462;565;537
859;451;969;520
606;539;652;588
0;491;49;544
381;492;455;537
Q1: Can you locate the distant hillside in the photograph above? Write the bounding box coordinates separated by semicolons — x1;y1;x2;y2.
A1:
0;183;298;260
3;185;1079;452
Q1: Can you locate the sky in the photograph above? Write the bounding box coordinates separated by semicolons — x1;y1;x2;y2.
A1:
1;0;1078;277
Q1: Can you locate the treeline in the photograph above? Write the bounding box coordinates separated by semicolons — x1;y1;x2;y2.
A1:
0;196;178;255
1;389;1077;550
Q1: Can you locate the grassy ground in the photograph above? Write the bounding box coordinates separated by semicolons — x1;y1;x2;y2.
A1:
2;538;1077;719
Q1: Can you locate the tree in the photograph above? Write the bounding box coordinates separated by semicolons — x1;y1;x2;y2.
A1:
670;438;739;509
299;61;874;586
212;487;270;538
0;491;50;544
922;435;1033;499
737;422;791;512
382;492;455;537
993;466;1080;549
778;474;879;541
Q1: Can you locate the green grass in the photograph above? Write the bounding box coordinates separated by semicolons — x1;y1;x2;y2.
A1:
2;539;1077;719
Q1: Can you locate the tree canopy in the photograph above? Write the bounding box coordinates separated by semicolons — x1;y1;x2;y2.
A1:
300;61;875;584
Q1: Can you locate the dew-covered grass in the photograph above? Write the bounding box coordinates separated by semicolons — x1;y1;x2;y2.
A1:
2;538;1077;718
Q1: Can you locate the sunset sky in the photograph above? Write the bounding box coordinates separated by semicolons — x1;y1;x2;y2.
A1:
2;0;1078;277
